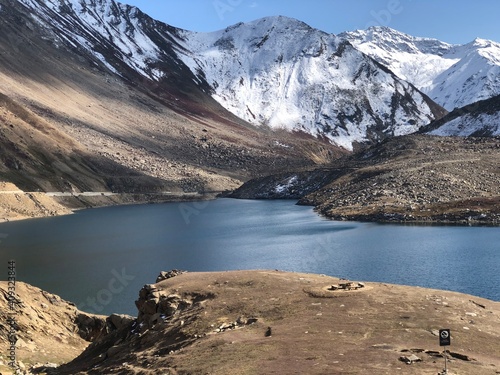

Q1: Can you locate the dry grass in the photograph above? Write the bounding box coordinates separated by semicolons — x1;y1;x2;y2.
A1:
55;270;500;375
0;282;102;373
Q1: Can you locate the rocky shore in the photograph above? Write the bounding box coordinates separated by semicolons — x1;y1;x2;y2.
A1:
0;180;223;222
2;133;499;226
231;135;500;225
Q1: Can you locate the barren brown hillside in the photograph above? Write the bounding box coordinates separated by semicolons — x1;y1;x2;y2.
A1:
2;271;498;375
0;0;343;219
0;281;111;374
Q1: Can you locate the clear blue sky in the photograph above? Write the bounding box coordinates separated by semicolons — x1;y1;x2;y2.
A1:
122;0;500;44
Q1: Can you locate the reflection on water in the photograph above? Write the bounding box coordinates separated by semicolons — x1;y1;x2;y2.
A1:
0;199;498;315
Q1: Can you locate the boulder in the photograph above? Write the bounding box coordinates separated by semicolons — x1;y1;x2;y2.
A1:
75;313;107;341
107;313;134;330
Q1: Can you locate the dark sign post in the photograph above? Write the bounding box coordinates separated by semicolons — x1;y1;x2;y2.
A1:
439;329;451;374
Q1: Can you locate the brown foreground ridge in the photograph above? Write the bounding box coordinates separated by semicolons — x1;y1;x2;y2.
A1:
0;281;115;374
1;271;500;374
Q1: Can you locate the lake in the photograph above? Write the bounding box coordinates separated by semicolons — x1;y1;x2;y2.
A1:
0;198;498;316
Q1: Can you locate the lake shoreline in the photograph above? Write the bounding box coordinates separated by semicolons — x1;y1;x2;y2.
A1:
0;191;222;223
2;198;498;307
310;205;500;227
1;186;498;227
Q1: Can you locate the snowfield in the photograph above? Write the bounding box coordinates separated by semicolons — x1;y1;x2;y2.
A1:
177;17;438;150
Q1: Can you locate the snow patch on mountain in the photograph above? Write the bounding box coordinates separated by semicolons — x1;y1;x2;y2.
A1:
341;27;460;88
423;94;500;137
428;111;500;137
430;39;500;110
19;0;166;80
16;2;445;150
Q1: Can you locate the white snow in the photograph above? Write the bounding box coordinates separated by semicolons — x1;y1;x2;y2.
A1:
18;1;500;149
275;175;298;194
175;17;435;150
343;27;500;110
428;112;500;136
20;0;162;80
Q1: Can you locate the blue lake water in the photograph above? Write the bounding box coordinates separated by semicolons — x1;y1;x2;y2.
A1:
0;198;498;316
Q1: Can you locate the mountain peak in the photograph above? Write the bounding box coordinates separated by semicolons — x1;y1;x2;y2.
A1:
176;18;442;150
214;16;315;36
466;37;500;51
471;37;492;45
364;25;410;37
343;26;500;110
221;15;324;39
342;26;454;52
249;15;312;28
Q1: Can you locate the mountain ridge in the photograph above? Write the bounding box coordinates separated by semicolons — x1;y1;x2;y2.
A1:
10;1;448;150
177;17;446;150
342;26;500;110
7;1;500;146
420;94;500;137
2;0;344;212
0;0;499;221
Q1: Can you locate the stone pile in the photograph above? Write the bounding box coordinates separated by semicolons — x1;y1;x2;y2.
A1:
135;278;215;332
156;269;186;283
212;317;259;333
328;280;365;291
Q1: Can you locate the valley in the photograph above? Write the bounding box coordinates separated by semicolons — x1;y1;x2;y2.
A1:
0;0;499;373
0;0;499;225
0;0;345;221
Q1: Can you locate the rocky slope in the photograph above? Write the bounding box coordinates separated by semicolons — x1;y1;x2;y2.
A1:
5;271;499;374
342;26;500;110
1;0;343;216
0;92;163;194
0;182;71;221
0;281;125;374
232;134;500;225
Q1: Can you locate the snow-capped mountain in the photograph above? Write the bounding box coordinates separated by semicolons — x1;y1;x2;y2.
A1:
11;0;446;150
16;0;208;90
177;17;444;150
420;94;500;136
342;27;500;111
